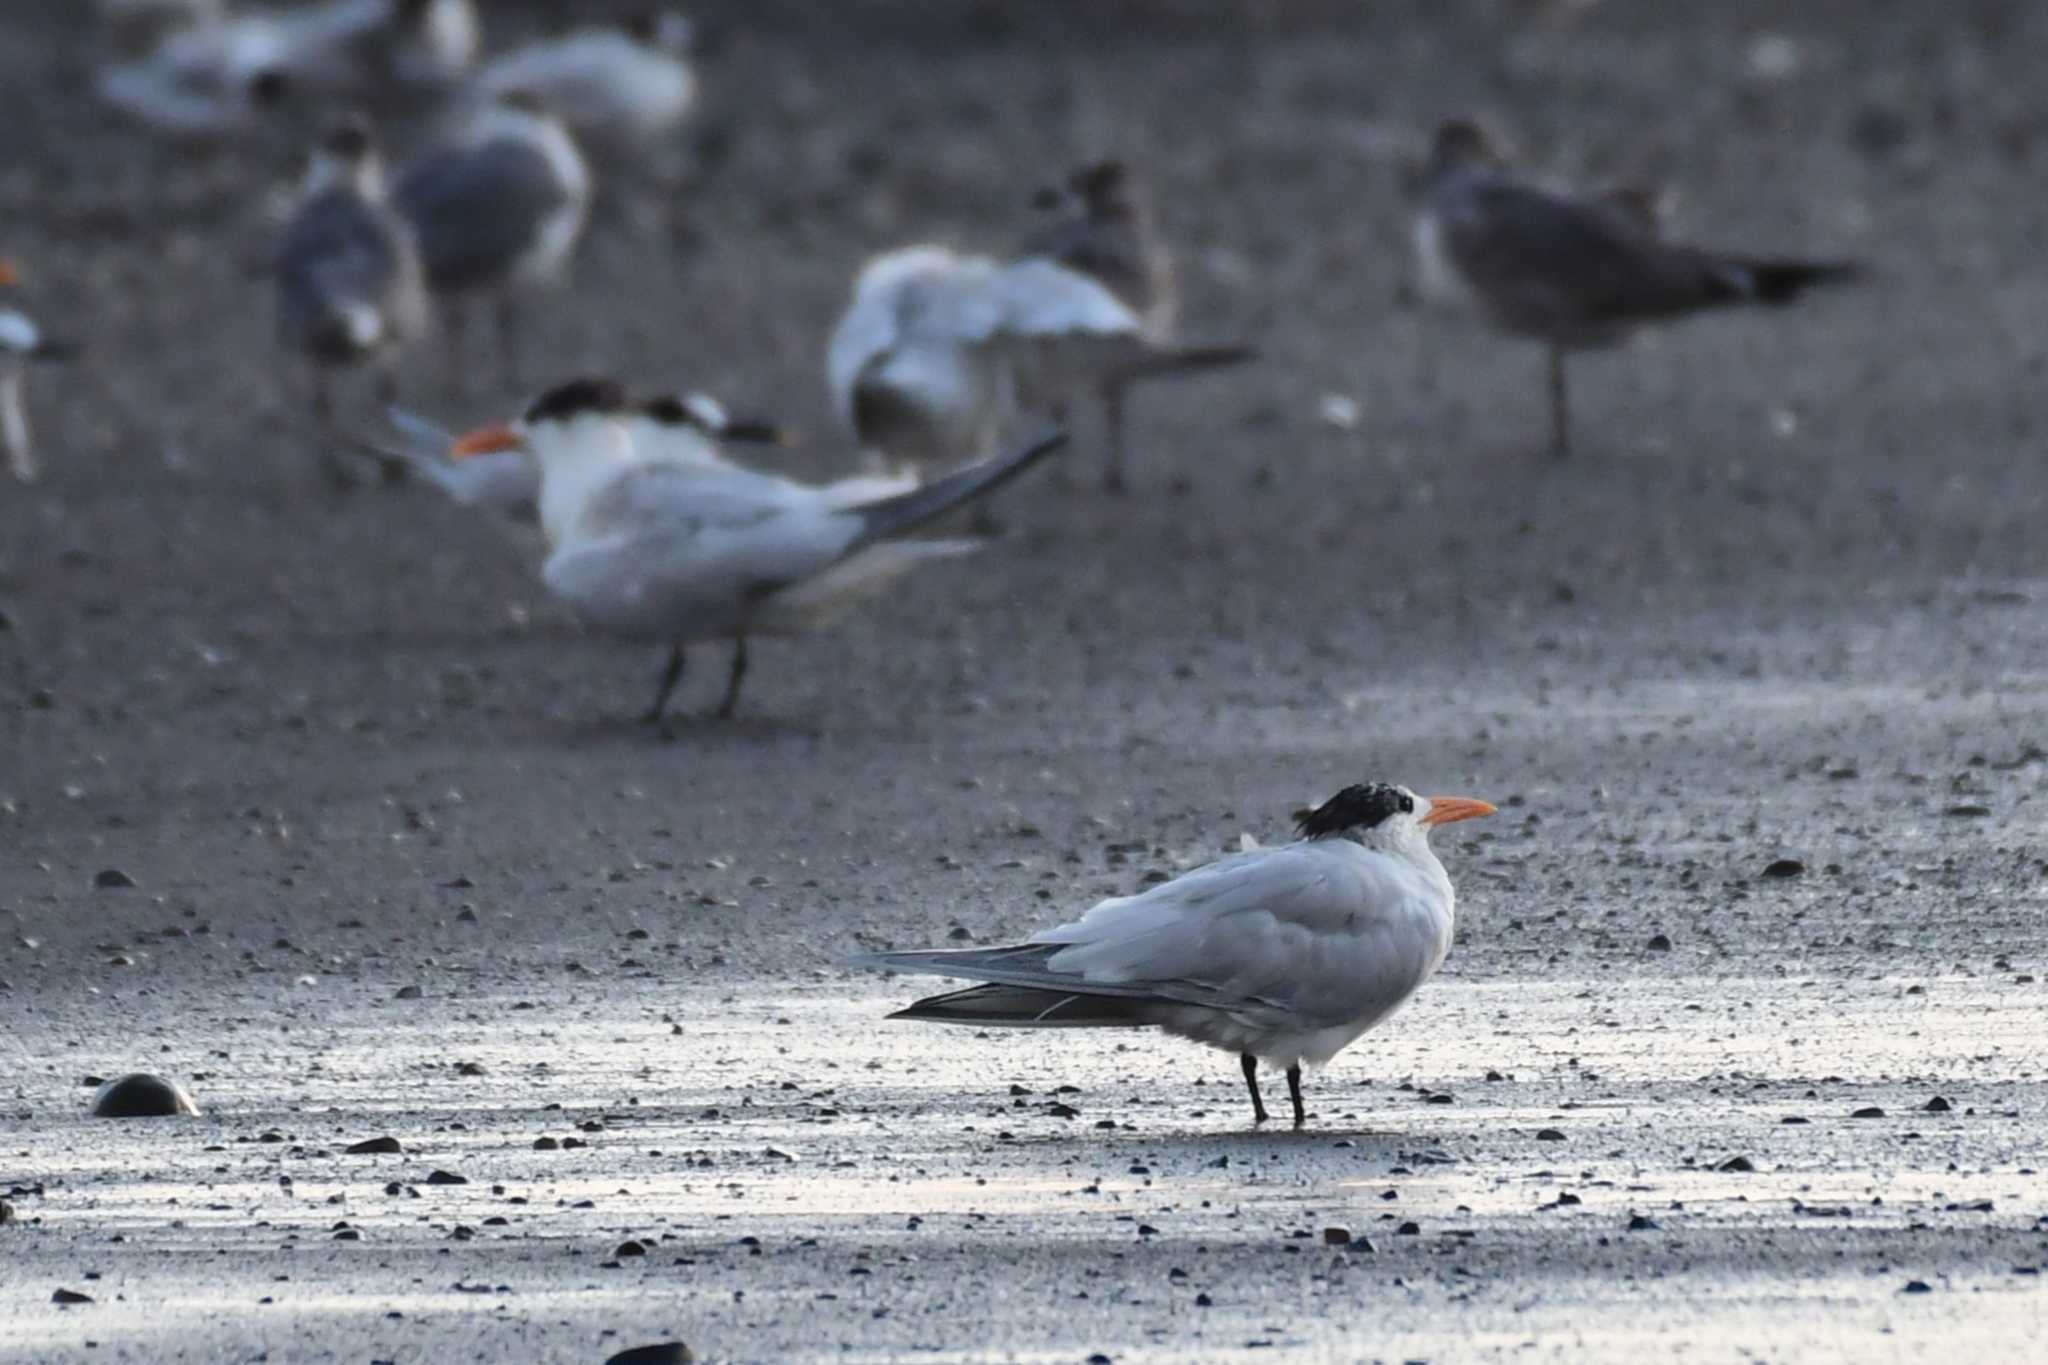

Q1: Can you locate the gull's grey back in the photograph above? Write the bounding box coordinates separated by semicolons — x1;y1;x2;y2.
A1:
395;137;572;293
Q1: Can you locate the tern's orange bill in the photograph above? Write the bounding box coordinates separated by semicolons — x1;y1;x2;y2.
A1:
449;422;522;459
0;260;19;287
1420;796;1497;827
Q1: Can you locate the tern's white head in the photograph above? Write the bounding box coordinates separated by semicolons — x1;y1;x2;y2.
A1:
450;377;635;471
1294;782;1496;861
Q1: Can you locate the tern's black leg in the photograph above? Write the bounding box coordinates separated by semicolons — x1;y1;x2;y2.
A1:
309;367;355;489
1100;378;1129;493
714;632;748;718
1287;1064;1305;1129
1546;344;1570;460
1241;1053;1269;1125
495;293;522;394
643;643;685;725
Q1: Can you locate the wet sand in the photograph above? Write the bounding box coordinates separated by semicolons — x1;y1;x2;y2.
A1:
4;1;2048;1361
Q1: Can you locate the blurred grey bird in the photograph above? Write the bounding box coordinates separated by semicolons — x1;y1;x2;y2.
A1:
1014;159;1253;491
465;9;696;155
0;260;76;484
447;378;1066;725
275;112;428;483
394;91;591;396
1414;117;1861;459
856;782;1496;1128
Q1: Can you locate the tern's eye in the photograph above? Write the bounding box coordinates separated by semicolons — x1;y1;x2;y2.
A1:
1399;794;1415;813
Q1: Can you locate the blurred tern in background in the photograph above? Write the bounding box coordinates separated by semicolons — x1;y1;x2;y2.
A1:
466;9;696;154
1013;159;1254;491
395;91;591;394
0;261;75;484
1415;117;1861;458
829;243;1246;491
376;389;793;521
447;378;1065;723
858;782;1496;1129
275;113;428;483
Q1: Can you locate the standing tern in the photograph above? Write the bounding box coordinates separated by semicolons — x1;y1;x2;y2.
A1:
447;378;1066;723
1415;117;1860;458
275;113;428;482
1014;159;1254;491
395;91;591;395
857;782;1496;1129
0;261;74;484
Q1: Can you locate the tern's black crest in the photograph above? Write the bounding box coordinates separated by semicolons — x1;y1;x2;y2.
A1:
524;378;627;426
1296;783;1413;840
638;394;699;428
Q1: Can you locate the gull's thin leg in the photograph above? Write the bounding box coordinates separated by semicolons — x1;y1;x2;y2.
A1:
714;632;748;718
309;366;354;488
1241;1052;1269;1125
2;366;36;482
495;292;521;394
643;643;685;725
1546;344;1570;460
1100;379;1129;494
1287;1064;1305;1129
444;301;468;398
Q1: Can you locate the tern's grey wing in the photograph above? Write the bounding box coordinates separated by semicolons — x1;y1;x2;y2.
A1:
395;139;568;291
276;188;417;358
1433;173;1743;342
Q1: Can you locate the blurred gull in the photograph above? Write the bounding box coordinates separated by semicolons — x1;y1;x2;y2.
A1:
446;378;1065;723
274;113;428;482
857;782;1496;1129
1415;116;1860;458
395;91;591;394
466;9;697;153
0;261;75;483
828;243;1246;491
1013;159;1254;490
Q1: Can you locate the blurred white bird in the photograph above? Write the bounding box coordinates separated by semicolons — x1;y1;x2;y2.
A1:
447;378;1065;723
466;9;696;153
857;782;1497;1128
394;91;591;394
0;261;74;484
274;113;428;481
829;243;1250;492
95;0;475;134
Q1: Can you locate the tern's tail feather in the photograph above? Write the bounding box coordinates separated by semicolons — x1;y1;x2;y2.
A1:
1715;257;1862;307
849;428;1067;546
887;982;1159;1029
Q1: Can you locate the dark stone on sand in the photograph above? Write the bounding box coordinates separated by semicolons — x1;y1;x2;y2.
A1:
1901;1279;1933;1294
93;868;136;889
534;1136;560;1150
0;1199;14;1225
1945;803;1991;817
393;985;423;1000
1536;1128;1566;1141
606;1345;695;1365
1396;1221;1420;1235
1762;858;1806;879
616;1240;647;1257
1922;1096;1952;1113
52;1288;94;1304
425;1169;468;1185
1851;1106;1886;1118
1321;1227;1350;1245
1646;933;1673;953
92;1073;199;1118
345;1136;403;1155
1627;1214;1660;1231
1718;1155;1756;1172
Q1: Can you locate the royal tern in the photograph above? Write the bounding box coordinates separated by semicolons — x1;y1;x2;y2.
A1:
0;261;74;484
1415;117;1860;458
1014;159;1253;490
448;378;1066;722
857;782;1496;1129
465;10;696;153
394;91;591;394
275;113;429;481
376;391;793;521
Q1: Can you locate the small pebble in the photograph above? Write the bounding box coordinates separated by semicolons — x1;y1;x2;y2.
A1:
345;1137;403;1155
1762;858;1805;879
425;1169;468;1185
606;1346;695;1365
93;869;136;889
92;1074;199;1118
52;1288;94;1305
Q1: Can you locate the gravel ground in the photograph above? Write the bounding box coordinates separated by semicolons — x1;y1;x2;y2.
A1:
3;1;2047;1361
